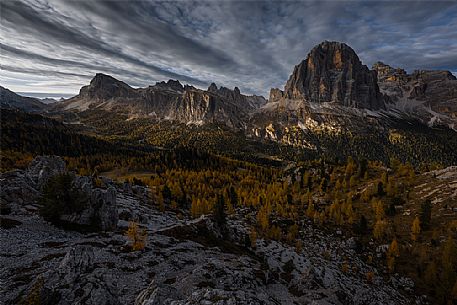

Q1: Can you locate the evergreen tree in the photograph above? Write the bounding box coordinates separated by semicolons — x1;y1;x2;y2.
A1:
39;173;87;225
214;194;226;226
162;184;172;201
357;159;368;178
228;186;238;207
349;175;357;189
381;172;388;186
319;177;328;193
420;199;432;230
306;200;315;218
388;238;400;257
358;215;368;233
125;221;147;251
377;181;385;196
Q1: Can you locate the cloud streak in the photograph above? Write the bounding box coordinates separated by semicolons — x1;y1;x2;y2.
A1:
1;0;456;97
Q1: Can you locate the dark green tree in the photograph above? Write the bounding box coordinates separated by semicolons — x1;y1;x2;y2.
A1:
377;181;385;196
357;159;368;178
162;185;172;201
39;173;86;225
420;199;432;230
228;186;238;207
214;194;226;226
358;215;368;234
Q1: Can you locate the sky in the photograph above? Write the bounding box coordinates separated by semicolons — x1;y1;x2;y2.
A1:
1;0;457;98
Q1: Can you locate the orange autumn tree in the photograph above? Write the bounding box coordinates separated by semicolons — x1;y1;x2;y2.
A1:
126;221;147;251
411;216;421;242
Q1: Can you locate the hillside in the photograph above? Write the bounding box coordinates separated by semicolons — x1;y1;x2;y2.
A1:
0;86;47;113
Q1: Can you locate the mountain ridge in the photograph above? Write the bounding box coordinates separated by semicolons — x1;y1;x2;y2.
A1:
53;73;266;128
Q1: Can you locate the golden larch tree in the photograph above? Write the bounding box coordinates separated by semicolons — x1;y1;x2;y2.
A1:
411;216;421;242
126;221;147;251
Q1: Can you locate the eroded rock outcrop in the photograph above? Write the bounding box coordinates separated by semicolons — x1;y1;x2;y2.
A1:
25;155;66;190
36;246;121;305
62;177;118;231
268;88;284;104
0;156;118;231
372;62;407;83
1;156;66;214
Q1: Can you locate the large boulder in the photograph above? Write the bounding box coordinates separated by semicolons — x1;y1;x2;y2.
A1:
59;176;118;231
60;183;118;231
1;156;65;214
25;155;66;190
0;170;40;214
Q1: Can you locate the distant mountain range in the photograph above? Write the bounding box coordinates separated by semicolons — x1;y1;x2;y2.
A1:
4;41;456;129
2;41;457;165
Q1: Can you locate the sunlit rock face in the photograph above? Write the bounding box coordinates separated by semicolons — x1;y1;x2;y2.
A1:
57;74;266;129
283;41;386;110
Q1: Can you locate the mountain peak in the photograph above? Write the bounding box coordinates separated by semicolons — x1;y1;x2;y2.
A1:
90;73;120;85
80;73;133;99
154;79;184;91
312;40;355;53
208;83;218;92
283;41;385;110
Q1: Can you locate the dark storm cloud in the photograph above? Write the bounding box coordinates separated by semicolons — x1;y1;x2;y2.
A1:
1;0;456;96
1;64;91;78
0;42;191;87
1;0;209;85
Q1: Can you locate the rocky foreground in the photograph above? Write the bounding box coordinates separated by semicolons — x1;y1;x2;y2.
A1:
1;157;425;304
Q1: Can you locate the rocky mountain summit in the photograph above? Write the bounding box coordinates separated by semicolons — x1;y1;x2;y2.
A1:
56;73;266;128
248;41;457;151
0;156;425;305
270;41;386;110
251;42;395;137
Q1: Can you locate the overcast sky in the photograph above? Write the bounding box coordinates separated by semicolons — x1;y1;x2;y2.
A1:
1;0;456;98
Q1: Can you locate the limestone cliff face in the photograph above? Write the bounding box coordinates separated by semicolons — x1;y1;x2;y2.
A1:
172;85;257;128
173;90;215;123
268;88;284;104
283;41;385;110
374;62;457;125
57;75;266;128
372;62;407;83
